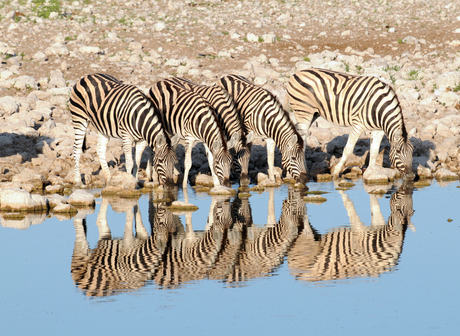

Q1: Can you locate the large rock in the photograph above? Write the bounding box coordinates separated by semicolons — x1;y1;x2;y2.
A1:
68;189;96;207
0;96;20;114
0;188;48;212
434;168;459;181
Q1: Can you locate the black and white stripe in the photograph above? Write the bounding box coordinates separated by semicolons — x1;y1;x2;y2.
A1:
148;80;233;188
164;77;253;185
288;185;414;282
219;74;308;185
287;68;414;178
69;73;177;186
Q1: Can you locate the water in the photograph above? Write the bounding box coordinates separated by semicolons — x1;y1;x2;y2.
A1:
1;180;459;335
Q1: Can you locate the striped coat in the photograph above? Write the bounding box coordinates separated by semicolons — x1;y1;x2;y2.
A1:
287;68;414;178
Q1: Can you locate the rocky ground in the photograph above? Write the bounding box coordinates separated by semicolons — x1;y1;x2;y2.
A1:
1;0;460;214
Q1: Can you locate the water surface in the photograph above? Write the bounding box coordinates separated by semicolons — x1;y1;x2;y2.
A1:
1;180;459;335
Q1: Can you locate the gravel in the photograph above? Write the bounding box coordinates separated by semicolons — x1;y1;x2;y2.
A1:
0;0;459;202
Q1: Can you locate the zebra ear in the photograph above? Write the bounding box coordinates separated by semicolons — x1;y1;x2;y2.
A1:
394;129;402;140
212;137;223;152
289;134;298;147
246;131;254;144
155;133;166;149
170;133;180;149
227;132;240;149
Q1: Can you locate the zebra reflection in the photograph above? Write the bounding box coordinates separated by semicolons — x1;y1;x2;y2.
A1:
226;189;305;284
71;197;165;297
288;185;414;282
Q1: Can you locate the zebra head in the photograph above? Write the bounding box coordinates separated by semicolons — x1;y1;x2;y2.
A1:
390;128;415;180
211;136;233;188
231;131;253;186
152;133;177;187
281;134;309;185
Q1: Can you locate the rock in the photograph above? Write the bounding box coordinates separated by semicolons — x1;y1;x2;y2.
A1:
304;195;327;203
107;171;138;189
0;188;48;212
363;165;396;184
195;173;214;186
417;165;433;179
48;70;66;88
0;96;19;114
46;194;68;208
12;76;38;90
434;168;459;181
246;33;259;42
52;203;78;214
68;189;96;207
168;200;198;211
45;43;69;56
11;173;46;191
208;186;237;196
402;36;419;44
79;46;101;54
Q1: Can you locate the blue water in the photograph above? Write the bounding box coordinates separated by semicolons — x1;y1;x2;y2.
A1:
1;180;459;336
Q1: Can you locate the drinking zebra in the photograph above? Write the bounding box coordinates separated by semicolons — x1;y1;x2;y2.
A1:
219;74;308;185
148;80;235;189
163;77;254;186
287;68;414;178
69;73;177;186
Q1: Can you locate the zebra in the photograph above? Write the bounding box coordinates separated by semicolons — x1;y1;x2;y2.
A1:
69;73;178;186
287;184;414;282
287;68;415;179
148;79;235;189
218;74;308;185
163;76;254;185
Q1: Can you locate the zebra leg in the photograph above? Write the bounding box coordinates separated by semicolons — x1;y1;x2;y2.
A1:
331;126;363;178
183;140;195;189
96;133;112;181
121;135;134;176
133;140;148;179
204;143;220;187
72;120;88;184
369;130;385;167
265;138;276;182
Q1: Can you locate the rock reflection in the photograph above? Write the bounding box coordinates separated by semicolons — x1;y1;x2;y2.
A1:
71;185;414;295
288;185;414;282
